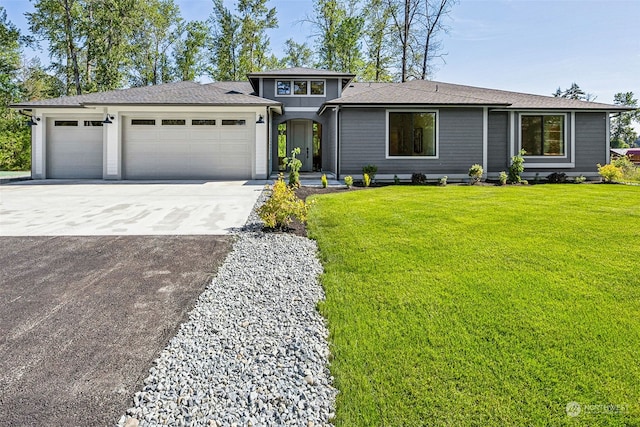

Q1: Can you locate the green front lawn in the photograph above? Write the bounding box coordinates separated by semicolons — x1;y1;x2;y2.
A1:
308;185;640;426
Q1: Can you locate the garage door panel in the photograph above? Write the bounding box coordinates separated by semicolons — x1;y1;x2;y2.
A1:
47;118;103;179
124;115;253;180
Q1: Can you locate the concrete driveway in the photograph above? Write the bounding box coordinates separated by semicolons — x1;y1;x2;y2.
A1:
0;180;264;236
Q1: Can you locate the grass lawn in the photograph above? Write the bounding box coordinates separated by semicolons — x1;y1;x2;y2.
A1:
307;184;640;426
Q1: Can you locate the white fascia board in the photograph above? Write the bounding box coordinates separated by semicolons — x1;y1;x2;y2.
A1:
35;107;103;115
102;105;267;114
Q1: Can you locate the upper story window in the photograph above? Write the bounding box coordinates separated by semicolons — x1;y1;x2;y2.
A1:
276;79;325;96
520;114;565;156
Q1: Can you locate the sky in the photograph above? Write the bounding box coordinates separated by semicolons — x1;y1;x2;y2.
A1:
2;0;639;111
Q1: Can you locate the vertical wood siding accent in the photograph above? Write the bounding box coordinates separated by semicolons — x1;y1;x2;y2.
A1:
339;108;484;175
488;112;508;172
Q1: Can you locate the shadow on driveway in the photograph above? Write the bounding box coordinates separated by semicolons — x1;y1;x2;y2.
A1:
0;235;232;426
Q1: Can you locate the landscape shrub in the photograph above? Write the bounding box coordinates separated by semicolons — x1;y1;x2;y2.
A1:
508;149;526;183
612;156;640;181
547;172;568;183
344;175;353;188
439;176;448;186
574;175;586;184
393;174;400;185
321;173;328;188
468;164;483;184
259;175;312;229
284;147;302;187
597;163;623;182
363;173;371;187
411;173;426;184
362;164;378;182
498;171;508;185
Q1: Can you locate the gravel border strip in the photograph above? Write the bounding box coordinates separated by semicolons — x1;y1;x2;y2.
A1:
119;188;337;426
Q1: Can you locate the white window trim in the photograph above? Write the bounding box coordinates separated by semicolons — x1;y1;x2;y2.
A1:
385;109;439;159
275;79;326;97
518;112;569;160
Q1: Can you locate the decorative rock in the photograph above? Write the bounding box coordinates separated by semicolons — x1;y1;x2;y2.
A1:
117;189;337;426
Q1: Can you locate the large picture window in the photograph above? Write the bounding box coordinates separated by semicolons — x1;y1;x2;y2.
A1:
388;111;437;157
521;114;565;156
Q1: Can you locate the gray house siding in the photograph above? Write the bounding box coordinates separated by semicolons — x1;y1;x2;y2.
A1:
339;107;484;177
524;112;605;175
487;112;508;172
574;112;607;170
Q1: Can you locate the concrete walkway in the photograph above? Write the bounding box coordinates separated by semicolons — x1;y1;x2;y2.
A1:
0;180;265;236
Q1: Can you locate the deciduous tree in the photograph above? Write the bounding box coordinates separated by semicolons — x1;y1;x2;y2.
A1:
611;92;639;149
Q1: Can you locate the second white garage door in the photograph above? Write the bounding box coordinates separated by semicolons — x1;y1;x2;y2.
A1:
123;115;254;180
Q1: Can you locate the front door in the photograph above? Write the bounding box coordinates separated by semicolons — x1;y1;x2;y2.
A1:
290;120;312;172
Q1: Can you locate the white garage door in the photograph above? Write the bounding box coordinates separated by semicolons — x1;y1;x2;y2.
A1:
46;118;103;179
123;115;253;180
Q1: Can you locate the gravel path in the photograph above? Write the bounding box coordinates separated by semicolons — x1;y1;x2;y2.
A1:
119;191;337;426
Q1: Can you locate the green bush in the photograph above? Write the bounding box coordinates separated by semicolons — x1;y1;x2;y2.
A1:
468;164;483;184
363;173;371;187
498;171;508;185
321;173;328;188
284;147;302;187
259;175;312;229
393;174;400;185
612;156;640;181
411;173;426;184
362;164;378;182
574;175;586;184
597;163;623;183
344;175;353;188
439;176;448;186
508;150;526;183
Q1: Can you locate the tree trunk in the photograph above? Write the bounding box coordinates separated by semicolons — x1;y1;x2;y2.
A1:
63;0;82;94
401;0;409;82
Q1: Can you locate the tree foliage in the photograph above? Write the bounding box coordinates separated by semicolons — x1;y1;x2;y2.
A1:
553;82;596;101
208;0;277;81
610;92;639;149
0;7;30;170
282;39;313;68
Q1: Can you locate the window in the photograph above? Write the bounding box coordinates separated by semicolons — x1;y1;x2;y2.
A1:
131;119;155;125
84;121;103;127
310;81;325;95
276;79;325;96
521;115;565;156
192;119;216;126
294;80;308;95
54;120;78;126
221;119;246;126
388;111;437;157
277;80;291;95
161;119;186;126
